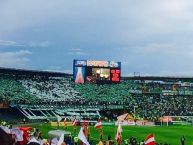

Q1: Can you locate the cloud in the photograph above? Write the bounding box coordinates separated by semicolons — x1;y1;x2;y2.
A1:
68;48;82;51
28;41;51;48
0;40;25;47
67;48;88;55
1;0;193;75
67;51;88;56
0;50;32;68
133;43;176;55
0;40;51;48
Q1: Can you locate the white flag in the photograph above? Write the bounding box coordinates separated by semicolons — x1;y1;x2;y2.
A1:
51;138;58;145
11;128;24;142
57;133;64;145
28;137;40;144
0;125;11;134
115;123;122;141
78;127;90;145
57;115;62;122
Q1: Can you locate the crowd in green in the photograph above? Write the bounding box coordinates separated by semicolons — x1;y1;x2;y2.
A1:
0;75;38;105
0;73;193;121
71;81;193;120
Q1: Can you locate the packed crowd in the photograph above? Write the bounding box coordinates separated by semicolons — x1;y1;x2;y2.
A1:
0;75;36;105
0;73;193;121
20;77;82;103
0;75;84;106
72;81;193;120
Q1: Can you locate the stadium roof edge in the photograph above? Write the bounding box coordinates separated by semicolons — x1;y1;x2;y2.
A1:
122;76;193;81
1;67;193;81
0;67;72;77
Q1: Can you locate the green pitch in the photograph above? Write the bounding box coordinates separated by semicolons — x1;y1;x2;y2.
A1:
33;123;193;145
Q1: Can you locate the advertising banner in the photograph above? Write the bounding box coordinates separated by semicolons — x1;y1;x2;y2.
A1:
87;61;109;67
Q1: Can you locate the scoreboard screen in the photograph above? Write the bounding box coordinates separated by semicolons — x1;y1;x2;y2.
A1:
73;60;121;84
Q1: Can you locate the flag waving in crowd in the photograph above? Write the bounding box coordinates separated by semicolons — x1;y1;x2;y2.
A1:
94;118;103;140
94;119;102;129
57;133;64;145
72;118;77;127
64;117;67;130
11;128;24;142
56;115;62;123
115;123;122;145
72;117;77;135
78;127;90;145
82;119;90;142
145;134;156;145
56;115;62;129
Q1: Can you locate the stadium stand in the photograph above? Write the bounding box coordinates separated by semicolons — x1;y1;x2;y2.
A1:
0;74;37;105
72;80;193;120
0;67;193;122
20;77;83;104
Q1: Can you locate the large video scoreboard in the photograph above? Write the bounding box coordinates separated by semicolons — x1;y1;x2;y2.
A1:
73;60;121;84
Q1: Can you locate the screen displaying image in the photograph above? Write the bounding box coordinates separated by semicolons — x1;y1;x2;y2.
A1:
86;68;110;83
92;68;110;80
74;67;85;84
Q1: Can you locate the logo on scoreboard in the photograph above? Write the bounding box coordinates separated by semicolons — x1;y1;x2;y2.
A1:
74;60;87;66
109;61;120;68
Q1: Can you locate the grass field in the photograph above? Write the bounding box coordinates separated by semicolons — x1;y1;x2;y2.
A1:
30;123;193;145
